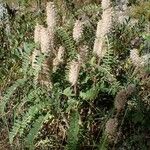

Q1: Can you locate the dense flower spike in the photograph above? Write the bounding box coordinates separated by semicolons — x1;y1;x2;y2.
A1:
93;0;113;58
73;19;84;42
46;2;56;49
93;39;107;58
69;61;80;86
40;26;54;87
32;24;43;69
115;85;136;113
101;0;111;10
34;24;43;44
95;20;102;38
105;118;118;142
40;27;52;55
101;7;113;36
46;2;56;29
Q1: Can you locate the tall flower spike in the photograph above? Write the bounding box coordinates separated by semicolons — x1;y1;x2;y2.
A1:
40;27;52;55
93;0;113;58
101;0;111;10
46;2;56;29
93;38;107;58
95;20;102;38
34;24;43;44
101;7;113;37
73;19;84;42
40;26;54;88
69;61;80;86
46;2;56;53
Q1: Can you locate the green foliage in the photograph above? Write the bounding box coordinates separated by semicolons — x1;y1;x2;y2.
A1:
75;3;102;16
0;78;26;115
130;1;150;21
0;1;150;150
80;84;100;101
25;113;52;149
9;102;46;144
56;27;76;59
66;110;80;150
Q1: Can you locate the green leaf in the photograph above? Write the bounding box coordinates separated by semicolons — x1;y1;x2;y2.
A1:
25;113;52;150
80;85;99;101
0;78;26;115
66;110;80;150
63;87;75;97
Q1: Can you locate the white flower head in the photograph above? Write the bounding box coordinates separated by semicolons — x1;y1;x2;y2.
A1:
73;19;84;42
93;2;113;58
93;38;107;58
101;7;113;37
69;60;80;86
101;0;111;10
46;2;56;29
40;27;51;55
96;20;102;38
34;23;43;44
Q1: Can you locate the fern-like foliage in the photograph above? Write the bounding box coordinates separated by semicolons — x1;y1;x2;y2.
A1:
80;84;100;101
9;101;48;144
56;27;76;59
75;3;101;16
0;78;26;115
21;43;34;76
25;113;53;150
66;110;80;150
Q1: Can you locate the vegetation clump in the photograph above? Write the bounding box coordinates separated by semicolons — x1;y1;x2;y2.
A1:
0;0;150;149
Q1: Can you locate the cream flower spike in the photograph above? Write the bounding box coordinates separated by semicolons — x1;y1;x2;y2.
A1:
69;60;80;86
93;0;113;58
34;23;43;44
95;20;102;38
40;26;52;55
73;19;84;42
46;2;56;29
101;7;113;37
101;0;111;10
